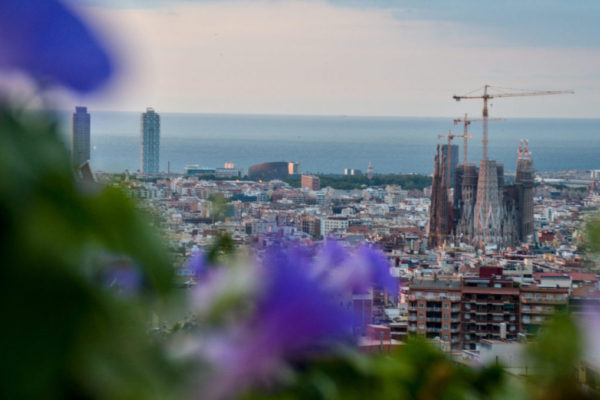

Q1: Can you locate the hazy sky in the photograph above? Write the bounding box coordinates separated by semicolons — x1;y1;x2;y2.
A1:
68;0;600;118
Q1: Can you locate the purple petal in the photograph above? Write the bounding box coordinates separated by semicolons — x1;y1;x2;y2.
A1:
356;245;397;296
0;0;113;92
187;251;207;279
256;247;353;353
318;240;349;267
579;303;600;366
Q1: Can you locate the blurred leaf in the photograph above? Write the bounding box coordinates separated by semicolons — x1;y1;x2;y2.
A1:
0;107;181;399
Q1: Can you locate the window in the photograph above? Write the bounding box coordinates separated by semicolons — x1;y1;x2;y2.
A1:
419;303;424;308
525;293;532;300
465;313;471;319
547;294;554;300
535;293;542;300
444;325;448;329
444;303;449;309
418;324;424;329
419;313;424;318
444;314;449;319
443;335;448;340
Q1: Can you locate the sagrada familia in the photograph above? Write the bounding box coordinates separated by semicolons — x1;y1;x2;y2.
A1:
428;140;534;249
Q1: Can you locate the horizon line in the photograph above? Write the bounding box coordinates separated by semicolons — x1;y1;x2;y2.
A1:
52;108;600;120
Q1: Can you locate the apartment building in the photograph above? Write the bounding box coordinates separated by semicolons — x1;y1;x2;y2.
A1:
461;277;520;350
407;277;569;350
519;284;569;334
407;279;462;350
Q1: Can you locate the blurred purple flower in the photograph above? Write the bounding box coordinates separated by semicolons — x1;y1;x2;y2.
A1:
0;0;113;92
579;304;600;366
193;243;398;398
318;240;349;268
187;251;207;279
355;245;397;295
316;242;397;296
255;247;354;353
199;246;353;398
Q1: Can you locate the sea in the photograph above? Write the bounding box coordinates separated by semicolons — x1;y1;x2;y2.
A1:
57;112;600;175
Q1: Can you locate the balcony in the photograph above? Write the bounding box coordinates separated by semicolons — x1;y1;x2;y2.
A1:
521;297;567;305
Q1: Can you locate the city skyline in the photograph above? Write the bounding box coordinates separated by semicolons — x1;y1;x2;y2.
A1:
56;0;599;118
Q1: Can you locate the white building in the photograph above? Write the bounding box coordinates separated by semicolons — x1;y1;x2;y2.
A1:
321;216;349;237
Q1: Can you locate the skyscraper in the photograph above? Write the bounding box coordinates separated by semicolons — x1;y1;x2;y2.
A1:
141;108;160;174
441;144;459;186
71;106;90;167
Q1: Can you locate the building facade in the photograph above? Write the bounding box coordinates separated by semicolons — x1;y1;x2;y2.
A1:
519;285;568;334
71;106;90;167
407;280;462;350
441;144;459;186
432;140;535;249
321;216;349;237
141;108;160;174
461;277;520;349
301;175;320;191
407;277;568;350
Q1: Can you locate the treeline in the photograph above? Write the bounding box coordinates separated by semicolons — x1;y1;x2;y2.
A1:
283;174;432;190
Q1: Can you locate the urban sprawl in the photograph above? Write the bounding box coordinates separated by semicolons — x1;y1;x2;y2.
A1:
73;104;600;369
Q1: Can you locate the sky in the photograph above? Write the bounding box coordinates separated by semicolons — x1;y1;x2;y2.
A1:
65;0;600;118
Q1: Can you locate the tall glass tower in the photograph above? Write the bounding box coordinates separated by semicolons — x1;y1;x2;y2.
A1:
141;108;160;174
71;106;90;167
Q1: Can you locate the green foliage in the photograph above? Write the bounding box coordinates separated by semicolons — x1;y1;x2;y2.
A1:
206;232;235;265
585;216;600;253
209;192;227;222
283;174;432;190
0;107;182;399
525;313;595;400
243;340;506;400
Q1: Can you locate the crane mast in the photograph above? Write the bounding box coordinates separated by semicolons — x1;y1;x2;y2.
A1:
452;84;573;247
453;113;504;164
453;84;573;161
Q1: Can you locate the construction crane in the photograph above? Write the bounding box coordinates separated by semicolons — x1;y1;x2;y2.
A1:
453;113;505;164
453;85;574;161
437;130;473;190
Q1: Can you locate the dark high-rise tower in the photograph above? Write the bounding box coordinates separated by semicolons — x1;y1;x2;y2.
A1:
71;106;90;167
441;144;459;186
515;140;535;241
141;107;160;174
428;145;452;247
